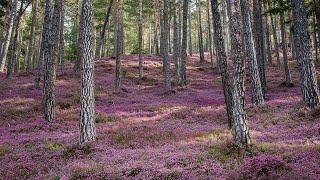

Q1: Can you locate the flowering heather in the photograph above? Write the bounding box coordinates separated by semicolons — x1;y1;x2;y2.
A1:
0;54;319;179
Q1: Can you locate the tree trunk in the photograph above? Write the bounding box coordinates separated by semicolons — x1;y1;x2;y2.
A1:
180;0;188;86
280;12;292;86
188;5;192;56
59;0;65;66
43;0;61;122
211;0;233;128
292;0;320;108
138;0;143;79
73;0;82;73
239;0;264;105
196;0;205;64
263;1;272;66
153;0;159;55
270;8;280;67
253;0;266;92
206;0;213;66
161;0;171;91
0;0;17;72
96;0;113;58
14;28;21;72
7;1;25;78
115;0;123;91
228;0;250;148
173;0;181;84
26;0;37;72
79;0;96;144
35;28;44;88
313;8;318;62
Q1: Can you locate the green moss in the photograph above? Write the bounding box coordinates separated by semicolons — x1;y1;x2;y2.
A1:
208;141;241;163
144;131;174;142
256;143;276;154
51;176;60;180
0;143;13;157
114;133;133;145
57;102;72;110
70;164;102;180
172;111;187;120
198;129;231;141
43;140;63;151
72;94;81;103
95;113;121;123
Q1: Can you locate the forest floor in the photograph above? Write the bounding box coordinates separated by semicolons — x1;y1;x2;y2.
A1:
0;54;319;179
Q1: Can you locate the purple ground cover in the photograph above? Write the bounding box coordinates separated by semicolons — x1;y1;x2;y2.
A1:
0;54;319;179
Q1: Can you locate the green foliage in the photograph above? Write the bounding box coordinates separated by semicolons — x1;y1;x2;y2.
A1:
43;140;63;151
208;141;242;163
95;113;121;123
0;0;9;26
0;143;12;157
72;94;81;104
265;0;292;15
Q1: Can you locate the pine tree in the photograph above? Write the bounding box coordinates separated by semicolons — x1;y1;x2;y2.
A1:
253;0;266;92
211;0;233;128
96;0;113;58
239;0;264;105
115;0;123;91
173;0;181;84
196;0;205;64
180;0;188;86
26;0;37;72
0;0;16;72
161;0;171;91
138;0;143;79
280;11;292;86
79;0;96;143
292;0;320;108
228;0;250;148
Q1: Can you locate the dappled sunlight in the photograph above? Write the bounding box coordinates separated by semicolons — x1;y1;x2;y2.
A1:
0;54;319;179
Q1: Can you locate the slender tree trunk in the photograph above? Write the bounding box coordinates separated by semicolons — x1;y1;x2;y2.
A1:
221;1;229;56
239;0;264;105
228;0;250;148
270;10;280;67
253;0;266;91
206;0;213;66
180;0;188;86
188;5;192;56
313;9;318;62
280;12;292;86
173;0;181;84
177;4;182;58
263;1;272;66
33;35;41;69
73;0;82;73
7;1;25;78
59;0;65;66
96;0;113;58
161;0;171;91
26;0;37;72
292;0;320;108
79;0;96;144
153;0;159;55
14;28;21;72
41;0;53;119
196;0;205;64
43;0;61;122
35;27;45;88
0;0;17;72
115;0;123;91
211;0;233;128
138;0;143;79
